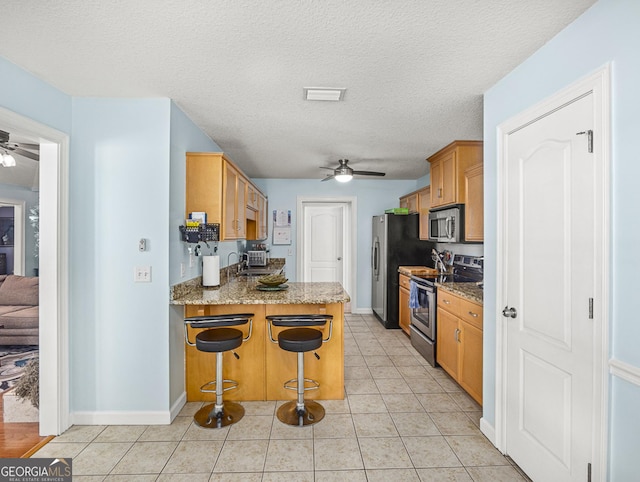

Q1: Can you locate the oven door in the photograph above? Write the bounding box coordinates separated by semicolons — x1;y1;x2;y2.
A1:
410;283;436;340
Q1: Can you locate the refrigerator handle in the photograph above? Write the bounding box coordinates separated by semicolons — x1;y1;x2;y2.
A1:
372;240;379;280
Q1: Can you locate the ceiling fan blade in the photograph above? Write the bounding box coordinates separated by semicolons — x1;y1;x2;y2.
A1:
319;166;335;170
352;170;385;177
321;174;335;182
15;143;40;150
6;146;39;161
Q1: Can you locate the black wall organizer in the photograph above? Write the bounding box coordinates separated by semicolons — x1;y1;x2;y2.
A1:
179;223;220;243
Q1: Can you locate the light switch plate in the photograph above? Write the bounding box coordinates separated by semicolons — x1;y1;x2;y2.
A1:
134;266;151;282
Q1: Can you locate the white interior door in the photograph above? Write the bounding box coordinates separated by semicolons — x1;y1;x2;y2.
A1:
302;203;344;283
503;93;597;481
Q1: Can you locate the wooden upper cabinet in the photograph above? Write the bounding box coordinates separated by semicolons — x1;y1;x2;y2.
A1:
428;141;483;209
465;163;484;242
247;184;259;211
418;186;431;240
186;152;265;241
399;192;419;213
257;193;268;240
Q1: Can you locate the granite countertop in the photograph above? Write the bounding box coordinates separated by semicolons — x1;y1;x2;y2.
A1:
171;276;351;305
435;282;483;304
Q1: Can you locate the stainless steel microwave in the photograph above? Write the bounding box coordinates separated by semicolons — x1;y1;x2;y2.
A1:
428;205;464;243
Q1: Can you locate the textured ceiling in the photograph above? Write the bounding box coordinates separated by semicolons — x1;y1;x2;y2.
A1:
0;0;596;180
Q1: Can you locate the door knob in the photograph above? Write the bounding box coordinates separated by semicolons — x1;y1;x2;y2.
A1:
337;257;342;261
502;306;517;318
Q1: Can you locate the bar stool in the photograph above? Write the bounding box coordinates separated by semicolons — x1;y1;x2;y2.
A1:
184;313;253;428
267;314;333;426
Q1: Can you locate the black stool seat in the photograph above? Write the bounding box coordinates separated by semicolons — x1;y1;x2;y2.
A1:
278;328;323;352
196;328;243;353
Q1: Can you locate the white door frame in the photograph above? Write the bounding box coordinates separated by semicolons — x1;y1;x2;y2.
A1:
0;106;70;436
0;199;25;275
494;65;610;480
297;196;356;310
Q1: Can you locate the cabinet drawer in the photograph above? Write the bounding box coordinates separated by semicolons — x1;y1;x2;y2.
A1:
399;274;411;290
437;290;460;317
458;297;483;330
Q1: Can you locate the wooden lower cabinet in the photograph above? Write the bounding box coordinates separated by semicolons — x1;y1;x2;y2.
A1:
185;302;344;401
436;288;483;405
399;274;411;335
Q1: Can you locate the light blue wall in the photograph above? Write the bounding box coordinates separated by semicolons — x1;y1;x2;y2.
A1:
70;98;172;412
0;184;39;276
483;0;639;477
252;178;422;311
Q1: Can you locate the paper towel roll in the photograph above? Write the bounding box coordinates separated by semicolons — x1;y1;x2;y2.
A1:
202;255;220;287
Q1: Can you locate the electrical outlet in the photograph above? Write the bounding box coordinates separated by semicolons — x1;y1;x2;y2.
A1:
134;266;151;282
287;248;293;256
180;263;186;278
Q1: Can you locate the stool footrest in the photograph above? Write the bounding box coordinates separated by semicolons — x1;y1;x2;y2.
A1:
283;377;320;392
201;379;239;394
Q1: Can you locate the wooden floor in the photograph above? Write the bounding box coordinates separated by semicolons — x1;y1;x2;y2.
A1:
0;391;51;458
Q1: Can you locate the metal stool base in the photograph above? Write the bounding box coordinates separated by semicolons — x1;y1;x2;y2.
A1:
194;401;245;429
277;400;325;427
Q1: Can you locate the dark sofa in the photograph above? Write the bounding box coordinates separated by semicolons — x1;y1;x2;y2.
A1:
0;275;39;346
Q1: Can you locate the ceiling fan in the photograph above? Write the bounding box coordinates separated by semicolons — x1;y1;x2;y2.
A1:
320;159;385;182
0;130;40;166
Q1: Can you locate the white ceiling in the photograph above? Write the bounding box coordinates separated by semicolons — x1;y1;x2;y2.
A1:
0;0;596;180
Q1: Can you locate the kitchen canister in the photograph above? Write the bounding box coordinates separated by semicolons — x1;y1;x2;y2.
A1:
202;255;220;287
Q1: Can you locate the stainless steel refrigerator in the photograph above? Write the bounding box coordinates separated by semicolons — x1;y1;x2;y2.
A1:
371;213;434;328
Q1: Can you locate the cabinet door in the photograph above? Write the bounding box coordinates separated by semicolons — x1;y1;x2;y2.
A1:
223;162;239;239
256;194;267;240
458;320;483;405
441;149;457;205
399;286;411;335
465;163;484;242
236;175;247;238
436;308;459;378
430;159;443;207
418;186;431;240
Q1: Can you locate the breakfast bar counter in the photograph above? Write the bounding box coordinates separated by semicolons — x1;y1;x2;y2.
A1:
171;277;350;402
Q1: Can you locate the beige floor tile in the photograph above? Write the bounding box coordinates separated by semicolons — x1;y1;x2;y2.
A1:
450;392;482;411
369;366;402;379
31;441;88;459
416;393;460;412
465;465;526;481
405;376;445;394
313;413;356;438
73;442;133;476
390;355;423;366
381;392;423;412
358;437;413;469
344;355;367;367
241;400;277;416
398;365;431;378
177;402;204;417
364;355;394;367
313;438;364;471
345;365;373;379
264;439;313;472
391;412;440;437
429;412;482;436
156;474;211;482
138;416;191;441
69;476;106;482
162;440;222;474
445;436;511;467
436;377;464;393
352;412;399;437
357;343;385;356
374;377;413;394
314;470;367;481
347;394;387;413
111;441;178;474
466;411;482;428
213;439;269;473
94;425;147;443
403;435;462;468
366;468;420;481
209;472;262;481
182;421;230;441
103;476;157;481
320;398;350;413
269;417;314;439
416;467;473;481
261;472;314;481
226;414;273;440
345;378;380;395
383;346;416;357
51;425;106;443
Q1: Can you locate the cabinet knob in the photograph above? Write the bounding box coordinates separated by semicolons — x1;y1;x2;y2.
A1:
468;311;478;317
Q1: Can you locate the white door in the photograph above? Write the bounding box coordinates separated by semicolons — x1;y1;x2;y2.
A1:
302;203;344;283
503;93;596;481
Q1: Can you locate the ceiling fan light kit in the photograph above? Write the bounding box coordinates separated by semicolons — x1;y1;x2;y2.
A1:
1;152;16;167
320;159;385;182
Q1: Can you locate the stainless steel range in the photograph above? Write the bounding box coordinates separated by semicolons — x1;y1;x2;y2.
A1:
409;254;483;367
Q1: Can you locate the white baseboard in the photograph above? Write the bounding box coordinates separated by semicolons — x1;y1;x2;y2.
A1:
480;417;496;446
71;410;173;426
170;392;187;421
609;358;640;387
